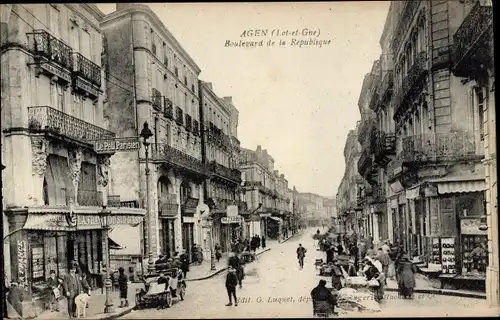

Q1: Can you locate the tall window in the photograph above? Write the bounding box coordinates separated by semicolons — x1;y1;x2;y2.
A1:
475;87;485;140
56;84;65;112
48;5;60;37
81;29;91;59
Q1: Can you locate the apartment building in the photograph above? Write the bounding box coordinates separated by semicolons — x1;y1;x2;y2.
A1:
341;0;495;297
336;124;363;235
1;4;146;314
240;146;292;240
100;3;204;262
199;81;243;253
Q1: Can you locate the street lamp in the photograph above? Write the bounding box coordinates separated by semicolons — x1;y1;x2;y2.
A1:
100;205;114;314
208;218;216;271
140;122;154;275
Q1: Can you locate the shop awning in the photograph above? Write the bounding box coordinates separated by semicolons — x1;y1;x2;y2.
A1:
434;179;486;194
268;216;283;224
108;237;123;250
23;213;73;231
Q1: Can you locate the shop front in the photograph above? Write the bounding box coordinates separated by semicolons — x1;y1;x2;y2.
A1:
5;206;144;299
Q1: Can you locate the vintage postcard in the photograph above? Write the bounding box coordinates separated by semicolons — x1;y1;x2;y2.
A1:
1;1;498;319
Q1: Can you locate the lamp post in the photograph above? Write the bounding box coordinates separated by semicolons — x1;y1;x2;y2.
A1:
140;122;154;275
208;219;216;271
100;205;114;314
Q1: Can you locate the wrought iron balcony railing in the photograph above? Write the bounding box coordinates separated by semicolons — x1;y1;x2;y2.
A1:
152;88;162;111
357;116;377;146
192;120;200;136
379;70;394;102
452;1;493;77
231;136;240;147
185;114;192;132
401;131;483;163
210;161;242;184
77;190;103;207
370;185;386;204
176;107;184;126
244;181;263;188
151;144;208;176
394;52;428;116
391;1;422;57
30;29;73;71
28;106;115;142
73;52;102;87
164;98;174;119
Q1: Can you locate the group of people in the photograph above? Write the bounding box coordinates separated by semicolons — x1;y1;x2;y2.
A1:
155;249;191;279
230;235;266;254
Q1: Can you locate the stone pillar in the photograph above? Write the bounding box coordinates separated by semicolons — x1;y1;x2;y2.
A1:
30;136;49;206
68;148;83;205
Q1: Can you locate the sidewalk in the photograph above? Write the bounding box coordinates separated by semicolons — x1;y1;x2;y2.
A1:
36;283;142;320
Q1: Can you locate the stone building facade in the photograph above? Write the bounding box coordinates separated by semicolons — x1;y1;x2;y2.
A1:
1;4;145;311
100;4;205;262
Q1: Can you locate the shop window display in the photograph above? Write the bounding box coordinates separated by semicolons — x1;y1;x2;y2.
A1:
440;237;456;275
462;235;488;275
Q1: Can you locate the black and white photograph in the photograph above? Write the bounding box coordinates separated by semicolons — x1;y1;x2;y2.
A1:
0;1;498;318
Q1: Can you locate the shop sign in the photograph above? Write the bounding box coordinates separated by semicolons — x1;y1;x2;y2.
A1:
221;216;242;224
93;137;141;154
460;218;487;235
77;214;144;227
425;185;438;197
108;195;121;208
17;240;28;288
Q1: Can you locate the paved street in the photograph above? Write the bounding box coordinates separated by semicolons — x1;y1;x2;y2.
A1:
121;228;493;318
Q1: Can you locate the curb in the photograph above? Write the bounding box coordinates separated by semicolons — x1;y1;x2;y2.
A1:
186;248;272;282
86;306;135;320
280;232;302;243
384;287;487;299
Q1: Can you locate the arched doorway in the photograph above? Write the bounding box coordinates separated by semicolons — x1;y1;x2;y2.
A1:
157;176;176;259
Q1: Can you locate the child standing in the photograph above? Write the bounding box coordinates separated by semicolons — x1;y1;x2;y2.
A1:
225;267;238;307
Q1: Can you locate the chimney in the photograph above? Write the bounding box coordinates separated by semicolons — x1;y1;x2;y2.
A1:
256;145;262;152
263;149;267;155
280;174;284;179
206;82;213;90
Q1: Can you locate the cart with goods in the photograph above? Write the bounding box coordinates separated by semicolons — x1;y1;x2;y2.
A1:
135;267;186;309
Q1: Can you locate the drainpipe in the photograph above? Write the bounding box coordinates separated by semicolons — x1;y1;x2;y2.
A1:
427;0;436;133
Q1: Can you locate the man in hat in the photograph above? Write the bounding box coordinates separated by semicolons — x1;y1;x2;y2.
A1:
63;265;82;318
310;279;338;316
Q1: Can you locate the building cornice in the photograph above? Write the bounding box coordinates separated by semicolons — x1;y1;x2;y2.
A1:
65;4;103;33
100;4;201;74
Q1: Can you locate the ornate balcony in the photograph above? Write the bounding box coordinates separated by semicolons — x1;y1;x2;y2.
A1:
28;106;115;145
164;98;174;119
77;190;103;207
243;181;263;188
369;185;386;204
391;1;422;57
152;88;162;111
357;147;373;178
357;117;376;146
28;29;73;83
175;107;184;126
378;71;394;103
185;114;192;132
369;79;381;111
374;131;396;166
231;136;240;147
72;52;102;99
151;144;209;178
209;161;242;185
192;120;200;136
395;51;428;116
401;131;483;163
452;1;493;78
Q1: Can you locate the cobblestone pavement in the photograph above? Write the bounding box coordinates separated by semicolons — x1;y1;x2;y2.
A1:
121;228;494;318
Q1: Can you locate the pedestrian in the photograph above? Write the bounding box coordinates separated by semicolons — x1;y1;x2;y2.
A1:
225;267;238;306
376;248;391;285
310;279;338;317
179;249;190;278
331;259;343;291
363;257;385;302
381;240;391;254
45;270;61;312
80;273;91;308
117;267;129;308
63;264;83;319
215;243;222;262
261;236;266;249
228;252;243;288
256;235;261;250
396;254;416;299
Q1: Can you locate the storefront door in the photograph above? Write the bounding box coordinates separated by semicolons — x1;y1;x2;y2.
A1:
182;223;194;262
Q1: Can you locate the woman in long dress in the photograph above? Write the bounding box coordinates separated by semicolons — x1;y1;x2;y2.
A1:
363;257;385;302
396;254;416;299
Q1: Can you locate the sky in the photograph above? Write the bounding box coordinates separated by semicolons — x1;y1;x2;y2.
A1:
97;2;390;198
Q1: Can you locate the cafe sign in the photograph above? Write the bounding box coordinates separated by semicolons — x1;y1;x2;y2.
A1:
93;137;141;154
460;218;487;235
221;216;242;224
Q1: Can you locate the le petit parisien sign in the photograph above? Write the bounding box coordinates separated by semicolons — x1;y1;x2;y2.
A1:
93;137;141;154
